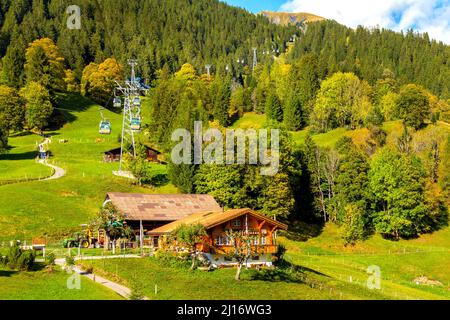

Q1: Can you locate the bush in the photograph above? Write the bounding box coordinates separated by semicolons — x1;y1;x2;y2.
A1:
273;244;287;266
46;252;56;266
4;242;35;271
17;250;35;271
154;249;190;269
65;255;75;266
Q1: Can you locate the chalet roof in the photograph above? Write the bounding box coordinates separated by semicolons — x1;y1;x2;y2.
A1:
105;192;221;221
147;208;288;235
104;145;161;155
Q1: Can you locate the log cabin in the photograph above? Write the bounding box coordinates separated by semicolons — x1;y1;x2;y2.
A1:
103;193;222;245
148;208;288;266
103;145;161;163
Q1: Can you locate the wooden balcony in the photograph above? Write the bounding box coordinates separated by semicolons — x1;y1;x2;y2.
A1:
211;244;279;254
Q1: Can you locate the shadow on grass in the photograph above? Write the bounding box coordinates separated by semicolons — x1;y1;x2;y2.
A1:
0;150;37;161
9;131;33;138
248;260;329;284
0;270;18;277
281;220;325;242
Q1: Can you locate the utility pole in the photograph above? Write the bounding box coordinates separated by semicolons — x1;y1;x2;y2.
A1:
205;64;212;79
252;47;257;72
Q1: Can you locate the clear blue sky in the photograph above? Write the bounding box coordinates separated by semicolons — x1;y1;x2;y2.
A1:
221;0;285;13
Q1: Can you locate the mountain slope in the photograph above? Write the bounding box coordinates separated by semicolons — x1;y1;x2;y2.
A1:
0;0;298;84
260;11;325;26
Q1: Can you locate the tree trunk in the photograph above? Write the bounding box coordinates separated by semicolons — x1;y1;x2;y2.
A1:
235;263;243;281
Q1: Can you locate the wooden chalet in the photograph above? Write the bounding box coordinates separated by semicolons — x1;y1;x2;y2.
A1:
103;145;161;163
148;208;288;266
103;193;222;240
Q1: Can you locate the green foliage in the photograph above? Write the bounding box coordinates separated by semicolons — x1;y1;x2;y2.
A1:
379;91;400;121
172;223;207;270
0;85;24;132
288;53;320;124
396;84;431;129
341;203;366;245
369;149;430;239
283;96;302;130
46;252;56;266
65;255;75;266
81;58;124;104
24;38;65;92
290;20;449;99
195;164;247;208
212;75;232;126
334;137;370;220
265;92;283;122
172;223;207;250
97;203;132;241
1;37;26;87
4;242;35;271
0;0;296;85
310;72;372;133
20;81;53;131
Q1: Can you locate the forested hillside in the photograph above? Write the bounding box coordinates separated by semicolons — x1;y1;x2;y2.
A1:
0;0;448;244
289;20;450;98
0;0;297;86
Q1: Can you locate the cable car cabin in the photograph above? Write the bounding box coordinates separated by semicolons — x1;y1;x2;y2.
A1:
133;97;141;107
113;97;122;108
99;121;111;134
130;118;141;131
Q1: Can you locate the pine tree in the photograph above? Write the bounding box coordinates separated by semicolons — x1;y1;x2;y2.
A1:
283;95;302;130
265;92;283;122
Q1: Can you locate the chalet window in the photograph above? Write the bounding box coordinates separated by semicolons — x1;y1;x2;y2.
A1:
225;236;233;245
216;235;233;246
260;236;266;245
252;237;259;245
232;219;241;227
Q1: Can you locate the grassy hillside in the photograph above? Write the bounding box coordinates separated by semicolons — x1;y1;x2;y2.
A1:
0;133;54;182
0;93;176;242
0;266;121;300
78;222;450;300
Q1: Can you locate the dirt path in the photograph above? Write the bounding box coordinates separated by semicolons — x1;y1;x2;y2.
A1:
38;160;66;180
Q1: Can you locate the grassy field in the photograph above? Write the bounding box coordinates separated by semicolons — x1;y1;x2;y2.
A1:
79;256;386;300
0;265;121;300
0;93;176;242
74;221;450;300
0;132;54;182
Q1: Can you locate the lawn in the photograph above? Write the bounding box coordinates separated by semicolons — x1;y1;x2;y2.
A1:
279;223;450;300
0;132;54;182
0;93;177;242
0;265;121;300
79;256;387;300
77;222;450;300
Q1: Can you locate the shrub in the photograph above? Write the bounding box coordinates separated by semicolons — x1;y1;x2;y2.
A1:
65;255;75;267
17;250;35;271
46;252;56;266
4;242;35;271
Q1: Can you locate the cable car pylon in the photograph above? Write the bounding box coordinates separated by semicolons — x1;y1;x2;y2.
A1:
112;59;148;178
